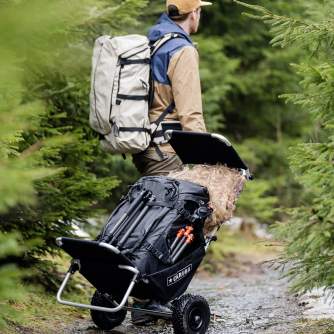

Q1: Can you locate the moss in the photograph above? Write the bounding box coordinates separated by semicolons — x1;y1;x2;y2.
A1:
296;319;334;334
3;255;94;334
201;226;282;274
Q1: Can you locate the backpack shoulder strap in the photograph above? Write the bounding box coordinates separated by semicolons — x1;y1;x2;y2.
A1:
151;101;175;135
150;32;183;132
151;33;183;56
149;33;184;160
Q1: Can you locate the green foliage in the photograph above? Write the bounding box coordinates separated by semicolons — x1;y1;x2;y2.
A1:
196;0;308;220
237;0;334;291
0;0;90;325
0;0;148;327
238;181;278;221
0;233;24;328
1;0;148;257
196;36;240;132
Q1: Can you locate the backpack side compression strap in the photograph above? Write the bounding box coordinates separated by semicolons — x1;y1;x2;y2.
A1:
118;127;151;133
117;94;149;101
119;58;150;66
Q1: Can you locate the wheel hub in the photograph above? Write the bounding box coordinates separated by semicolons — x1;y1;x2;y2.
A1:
188;307;204;330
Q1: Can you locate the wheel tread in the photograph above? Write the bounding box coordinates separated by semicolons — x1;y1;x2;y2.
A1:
172;294;210;334
90;290;127;330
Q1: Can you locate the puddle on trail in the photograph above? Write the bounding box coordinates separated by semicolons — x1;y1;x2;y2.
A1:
65;263;303;334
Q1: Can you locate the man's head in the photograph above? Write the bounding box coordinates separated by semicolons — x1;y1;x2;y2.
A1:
167;0;212;34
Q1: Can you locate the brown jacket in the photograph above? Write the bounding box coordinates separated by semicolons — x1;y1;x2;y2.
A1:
148;45;206;157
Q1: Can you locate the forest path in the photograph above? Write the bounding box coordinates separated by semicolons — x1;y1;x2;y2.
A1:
66;262;303;334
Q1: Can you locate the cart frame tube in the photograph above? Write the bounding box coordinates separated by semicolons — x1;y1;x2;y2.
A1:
56;262;139;313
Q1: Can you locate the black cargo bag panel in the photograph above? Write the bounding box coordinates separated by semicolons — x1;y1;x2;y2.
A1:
144;245;205;302
96;176;210;301
58;238;135;298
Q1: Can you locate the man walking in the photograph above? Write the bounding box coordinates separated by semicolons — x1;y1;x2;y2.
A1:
131;0;212;325
132;0;211;178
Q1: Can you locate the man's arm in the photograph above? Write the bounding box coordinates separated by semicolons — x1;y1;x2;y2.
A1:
167;46;207;132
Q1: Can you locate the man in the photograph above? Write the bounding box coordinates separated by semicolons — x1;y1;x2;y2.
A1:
132;0;212;177
131;0;212;325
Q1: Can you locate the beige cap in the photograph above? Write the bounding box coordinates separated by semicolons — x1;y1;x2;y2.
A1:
167;0;212;15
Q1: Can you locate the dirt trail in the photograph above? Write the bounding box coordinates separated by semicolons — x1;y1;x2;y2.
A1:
65;262;302;334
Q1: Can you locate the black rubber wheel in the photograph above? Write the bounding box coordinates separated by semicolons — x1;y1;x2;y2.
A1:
172;294;211;334
90;290;127;330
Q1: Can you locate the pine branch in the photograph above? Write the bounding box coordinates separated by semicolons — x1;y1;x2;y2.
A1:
20;141;43;159
234;0;334;50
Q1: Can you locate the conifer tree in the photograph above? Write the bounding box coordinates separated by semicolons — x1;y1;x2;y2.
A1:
0;0;148;325
193;0;307;221
236;0;334;291
0;0;94;326
0;0;148;258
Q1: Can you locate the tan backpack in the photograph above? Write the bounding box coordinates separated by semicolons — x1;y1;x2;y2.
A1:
89;33;180;154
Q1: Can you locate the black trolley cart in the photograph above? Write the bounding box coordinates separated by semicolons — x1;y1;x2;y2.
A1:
56;131;252;334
